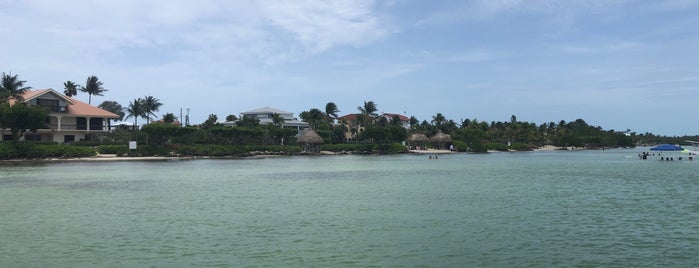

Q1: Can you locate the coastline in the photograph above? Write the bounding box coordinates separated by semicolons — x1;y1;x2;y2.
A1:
0;146;594;162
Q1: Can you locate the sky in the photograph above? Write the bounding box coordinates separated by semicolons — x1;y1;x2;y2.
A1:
1;0;698;136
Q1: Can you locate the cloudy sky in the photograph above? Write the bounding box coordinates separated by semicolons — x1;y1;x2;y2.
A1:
2;0;698;136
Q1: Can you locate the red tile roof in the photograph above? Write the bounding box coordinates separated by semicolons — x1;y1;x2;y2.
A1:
338;114;360;121
381;113;410;122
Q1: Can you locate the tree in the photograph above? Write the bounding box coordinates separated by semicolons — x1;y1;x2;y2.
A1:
98;100;125;121
0;72;31;103
80;75;107;104
300;108;324;129
236;115;260;127
202;114;218;129
432;113;446;128
63;81;79;97
0;103;48;141
225;114;238;122
409;116;419;127
271;113;284;127
142;95;162;124
125;98;146;127
162;113;177;124
357;101;377;128
325;102;339;125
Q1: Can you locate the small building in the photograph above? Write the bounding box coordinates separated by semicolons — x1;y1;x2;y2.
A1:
231;107;309;130
4;89;119;143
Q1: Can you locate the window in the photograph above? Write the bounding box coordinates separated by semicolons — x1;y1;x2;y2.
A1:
64;135;75;143
25;134;41;141
76;117;87;130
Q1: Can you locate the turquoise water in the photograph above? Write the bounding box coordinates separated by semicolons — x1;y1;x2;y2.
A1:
1;149;698;267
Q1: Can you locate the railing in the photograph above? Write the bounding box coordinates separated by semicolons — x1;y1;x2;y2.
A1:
38;105;67;112
44;124;109;131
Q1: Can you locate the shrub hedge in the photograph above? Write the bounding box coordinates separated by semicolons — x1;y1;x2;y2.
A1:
0;143;96;159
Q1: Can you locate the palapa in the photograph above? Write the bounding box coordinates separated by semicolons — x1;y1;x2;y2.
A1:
407;133;429;142
297;130;324;145
430;132;451;144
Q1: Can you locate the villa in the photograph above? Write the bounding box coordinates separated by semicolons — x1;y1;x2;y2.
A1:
226;106;309;130
3;89;119;143
338;112;410;140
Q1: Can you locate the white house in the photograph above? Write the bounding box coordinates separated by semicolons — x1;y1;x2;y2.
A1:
3;89;120;143
227;106;309;130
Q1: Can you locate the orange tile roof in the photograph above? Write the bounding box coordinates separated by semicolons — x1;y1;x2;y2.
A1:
66;96;120;118
17;89;119;118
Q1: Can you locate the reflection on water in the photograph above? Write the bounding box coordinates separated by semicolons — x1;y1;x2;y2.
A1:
1;150;698;267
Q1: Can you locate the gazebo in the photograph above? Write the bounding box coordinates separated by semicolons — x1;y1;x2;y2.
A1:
297;130;324;152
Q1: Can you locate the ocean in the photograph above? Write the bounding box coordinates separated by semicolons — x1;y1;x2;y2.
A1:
1;149;698;267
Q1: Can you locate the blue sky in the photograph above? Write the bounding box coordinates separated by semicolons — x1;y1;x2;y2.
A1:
2;0;698;136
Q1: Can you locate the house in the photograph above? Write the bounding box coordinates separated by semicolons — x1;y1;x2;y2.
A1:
337;112;409;140
379;113;410;129
227;106;309;130
3;89;119;143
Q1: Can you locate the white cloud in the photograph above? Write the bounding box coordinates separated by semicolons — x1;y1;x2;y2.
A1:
258;0;390;54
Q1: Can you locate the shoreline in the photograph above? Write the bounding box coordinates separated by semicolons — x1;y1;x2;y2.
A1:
0;146;594;162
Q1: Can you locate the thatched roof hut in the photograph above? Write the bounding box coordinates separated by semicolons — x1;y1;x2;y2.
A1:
297;130;324;145
297;130;324;152
430;132;452;144
407;133;429;143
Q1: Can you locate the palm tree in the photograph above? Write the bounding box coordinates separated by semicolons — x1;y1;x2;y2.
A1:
80;75;107;104
325;102;339;125
125;98;146;127
432;113;446;128
0;72;31;103
142;95;162;124
63;81;78;97
162;113;177;124
356;100;377;128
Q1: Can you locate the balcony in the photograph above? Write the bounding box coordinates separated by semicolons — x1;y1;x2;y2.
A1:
45;124;109;131
38;105;67;112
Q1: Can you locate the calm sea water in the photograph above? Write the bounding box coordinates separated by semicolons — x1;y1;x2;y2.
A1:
1;149;698;267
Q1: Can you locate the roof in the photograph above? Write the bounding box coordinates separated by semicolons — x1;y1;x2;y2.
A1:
650;144;684;151
242;106;293;115
17;89;119;119
381;113;410;122
338;114;361;121
21;88;75;105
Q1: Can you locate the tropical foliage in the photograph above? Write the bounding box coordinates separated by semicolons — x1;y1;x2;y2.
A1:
98;100;125;121
125;98;146;126
142;96;162;124
80;75;107;104
63;81;78;97
0;72;31;103
0;103;48;141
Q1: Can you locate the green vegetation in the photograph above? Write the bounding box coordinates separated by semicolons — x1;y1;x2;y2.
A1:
2;71;696;159
0;142;95;159
0;104;48;141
